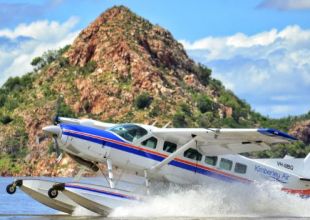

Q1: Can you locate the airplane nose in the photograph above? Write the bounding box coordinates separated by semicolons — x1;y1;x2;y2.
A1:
43;125;62;137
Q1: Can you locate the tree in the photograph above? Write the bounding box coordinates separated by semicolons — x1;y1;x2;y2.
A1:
179;103;191;116
3;77;21;91
0;91;7;107
172;112;188;128
135;92;153;109
197;63;212;86
31;57;43;66
197;95;215;113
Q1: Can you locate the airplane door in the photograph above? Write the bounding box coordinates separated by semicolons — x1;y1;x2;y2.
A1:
87;141;110;159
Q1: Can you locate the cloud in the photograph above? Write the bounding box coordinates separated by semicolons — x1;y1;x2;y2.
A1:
180;25;310;118
257;0;310;10
0;17;80;86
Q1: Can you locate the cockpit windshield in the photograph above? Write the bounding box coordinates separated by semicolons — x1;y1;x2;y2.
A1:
109;124;148;142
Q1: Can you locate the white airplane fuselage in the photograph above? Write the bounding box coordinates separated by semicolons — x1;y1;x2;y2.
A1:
56;123;310;196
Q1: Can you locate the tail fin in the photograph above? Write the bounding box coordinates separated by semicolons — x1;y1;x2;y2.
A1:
304;153;310;167
299;153;310;181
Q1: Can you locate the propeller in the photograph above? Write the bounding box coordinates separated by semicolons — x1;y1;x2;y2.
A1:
43;95;64;161
52;95;63;125
52;134;61;158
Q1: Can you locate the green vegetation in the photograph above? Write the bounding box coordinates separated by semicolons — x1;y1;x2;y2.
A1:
31;50;58;70
179;103;191;116
196;63;212;86
0;115;13;125
80;60;97;75
3;72;34;92
172;112;188;128
31;46;71;71
0;154;23;174
196;95;215;113
58;101;77;118
135;92;153;109
1;125;28;165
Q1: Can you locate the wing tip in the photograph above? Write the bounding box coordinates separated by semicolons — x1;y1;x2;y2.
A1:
258;128;298;141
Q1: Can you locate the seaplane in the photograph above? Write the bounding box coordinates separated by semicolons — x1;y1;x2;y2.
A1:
6;104;310;216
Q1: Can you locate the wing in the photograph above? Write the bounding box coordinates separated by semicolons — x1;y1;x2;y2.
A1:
151;127;297;155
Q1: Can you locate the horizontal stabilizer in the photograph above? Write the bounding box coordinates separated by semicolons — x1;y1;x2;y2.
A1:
300;177;310;182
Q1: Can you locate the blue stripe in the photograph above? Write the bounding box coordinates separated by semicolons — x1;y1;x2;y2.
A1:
61;124;125;143
61;124;247;183
65;185;136;200
258;128;297;141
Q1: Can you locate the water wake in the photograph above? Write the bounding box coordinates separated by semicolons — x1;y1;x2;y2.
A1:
110;181;310;217
72;206;99;216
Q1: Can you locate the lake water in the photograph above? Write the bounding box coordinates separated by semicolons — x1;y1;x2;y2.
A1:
1;177;310;219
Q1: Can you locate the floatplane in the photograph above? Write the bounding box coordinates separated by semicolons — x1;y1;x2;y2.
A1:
6;112;310;215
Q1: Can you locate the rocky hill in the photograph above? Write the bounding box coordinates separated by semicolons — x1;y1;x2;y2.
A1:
0;6;309;176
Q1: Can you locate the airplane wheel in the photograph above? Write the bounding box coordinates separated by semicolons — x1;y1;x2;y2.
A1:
48;188;58;199
6;184;16;194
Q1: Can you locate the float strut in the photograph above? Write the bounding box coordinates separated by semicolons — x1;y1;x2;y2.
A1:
107;158;115;188
144;169;150;195
73;167;86;182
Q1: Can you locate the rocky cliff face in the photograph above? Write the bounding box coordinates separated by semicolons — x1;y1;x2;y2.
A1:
63;6;213;119
289;120;310;145
0;6;308;176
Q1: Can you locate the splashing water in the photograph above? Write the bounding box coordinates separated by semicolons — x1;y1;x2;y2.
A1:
72;206;99;216
110;181;310;218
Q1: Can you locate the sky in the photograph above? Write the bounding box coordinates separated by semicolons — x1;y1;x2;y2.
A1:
0;0;309;118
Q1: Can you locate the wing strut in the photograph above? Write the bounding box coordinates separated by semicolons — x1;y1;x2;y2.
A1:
150;136;198;172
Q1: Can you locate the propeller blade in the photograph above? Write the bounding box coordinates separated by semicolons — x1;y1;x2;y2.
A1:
52;136;61;157
56;153;63;163
53;95;63;125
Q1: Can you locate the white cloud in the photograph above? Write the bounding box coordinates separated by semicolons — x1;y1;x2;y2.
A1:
258;0;310;10
0;17;80;86
181;25;310;118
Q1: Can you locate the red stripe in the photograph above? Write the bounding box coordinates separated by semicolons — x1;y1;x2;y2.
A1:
66;183;137;200
282;187;310;196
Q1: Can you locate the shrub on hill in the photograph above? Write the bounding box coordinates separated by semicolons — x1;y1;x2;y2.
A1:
172;112;188;128
135;92;153;109
196;95;215;113
0;115;13;125
80;61;97;75
196;63;212;86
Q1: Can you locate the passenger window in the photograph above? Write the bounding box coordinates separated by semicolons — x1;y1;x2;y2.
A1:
234;163;247;174
205;156;217;166
163;141;177;153
219;158;233;171
183;148;202;161
141;137;157;149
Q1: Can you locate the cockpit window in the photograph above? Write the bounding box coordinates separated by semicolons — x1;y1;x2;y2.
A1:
109;124;148;142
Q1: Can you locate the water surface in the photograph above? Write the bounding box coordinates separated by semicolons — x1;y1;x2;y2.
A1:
1;177;310;220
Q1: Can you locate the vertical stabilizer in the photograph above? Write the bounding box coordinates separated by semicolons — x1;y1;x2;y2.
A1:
302;153;310;178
